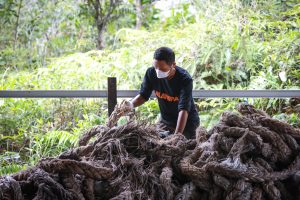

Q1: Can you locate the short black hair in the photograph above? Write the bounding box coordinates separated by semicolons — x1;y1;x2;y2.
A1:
153;47;175;65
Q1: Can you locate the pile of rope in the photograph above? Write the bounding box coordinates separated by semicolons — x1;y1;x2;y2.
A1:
180;104;300;199
1;103;300;200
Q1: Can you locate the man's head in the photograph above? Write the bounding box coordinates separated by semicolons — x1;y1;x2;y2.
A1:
153;47;176;79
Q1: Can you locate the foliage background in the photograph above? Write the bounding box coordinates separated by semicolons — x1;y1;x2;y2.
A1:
0;0;299;175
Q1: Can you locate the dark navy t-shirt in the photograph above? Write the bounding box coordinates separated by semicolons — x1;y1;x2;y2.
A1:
139;66;200;131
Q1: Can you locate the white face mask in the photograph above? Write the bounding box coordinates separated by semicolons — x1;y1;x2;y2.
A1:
155;68;170;79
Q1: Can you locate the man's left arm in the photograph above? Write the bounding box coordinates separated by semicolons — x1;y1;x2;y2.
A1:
175;110;188;134
175;78;193;134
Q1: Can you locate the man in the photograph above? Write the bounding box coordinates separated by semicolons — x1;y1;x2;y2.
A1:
122;47;200;139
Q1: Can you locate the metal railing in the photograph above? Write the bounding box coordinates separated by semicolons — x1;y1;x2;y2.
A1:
1;77;299;116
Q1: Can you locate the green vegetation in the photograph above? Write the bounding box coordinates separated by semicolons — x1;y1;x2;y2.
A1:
0;0;299;175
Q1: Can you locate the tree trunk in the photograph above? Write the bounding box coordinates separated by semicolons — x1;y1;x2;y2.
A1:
96;23;105;49
89;0;119;49
14;0;23;50
135;0;142;29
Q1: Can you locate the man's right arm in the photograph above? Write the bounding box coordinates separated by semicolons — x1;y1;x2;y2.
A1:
133;68;153;107
126;68;153;109
131;94;146;108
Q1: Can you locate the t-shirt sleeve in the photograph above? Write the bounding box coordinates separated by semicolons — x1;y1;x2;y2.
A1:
139;68;153;101
178;77;193;112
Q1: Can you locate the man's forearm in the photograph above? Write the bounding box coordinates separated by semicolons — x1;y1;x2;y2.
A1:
131;94;146;108
175;110;188;134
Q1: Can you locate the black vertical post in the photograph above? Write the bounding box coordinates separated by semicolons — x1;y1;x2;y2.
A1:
107;77;117;117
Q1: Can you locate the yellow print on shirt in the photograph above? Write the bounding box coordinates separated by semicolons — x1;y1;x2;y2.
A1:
155;90;179;102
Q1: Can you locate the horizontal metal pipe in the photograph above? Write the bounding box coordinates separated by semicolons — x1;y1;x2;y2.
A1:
0;90;299;98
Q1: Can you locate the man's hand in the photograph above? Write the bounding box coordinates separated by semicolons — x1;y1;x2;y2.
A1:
107;100;135;127
119;100;134;115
